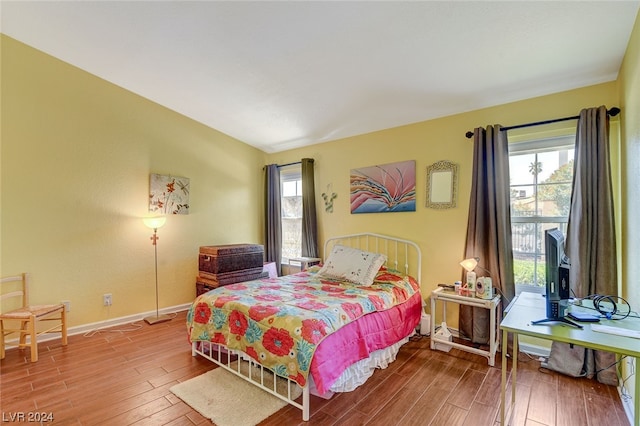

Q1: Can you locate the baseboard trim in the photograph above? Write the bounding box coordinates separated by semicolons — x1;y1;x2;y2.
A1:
3;303;192;346
518;341;551;358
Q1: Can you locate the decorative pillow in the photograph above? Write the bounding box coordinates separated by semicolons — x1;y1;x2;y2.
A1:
317;245;387;286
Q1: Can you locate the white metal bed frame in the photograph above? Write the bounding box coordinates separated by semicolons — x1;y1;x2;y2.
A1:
191;233;422;421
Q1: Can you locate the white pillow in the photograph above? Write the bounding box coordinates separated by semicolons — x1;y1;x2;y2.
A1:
318;245;387;286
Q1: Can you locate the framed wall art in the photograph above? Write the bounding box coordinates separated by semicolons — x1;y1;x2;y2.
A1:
149;173;190;215
350;160;416;213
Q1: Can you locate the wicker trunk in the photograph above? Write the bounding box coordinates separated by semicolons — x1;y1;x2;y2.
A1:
196;244;266;296
198;244;264;273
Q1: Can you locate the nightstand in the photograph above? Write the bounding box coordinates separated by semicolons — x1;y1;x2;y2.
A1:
430;287;501;366
288;257;322;271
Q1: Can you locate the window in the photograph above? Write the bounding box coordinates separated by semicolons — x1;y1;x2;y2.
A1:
280;165;302;262
509;135;574;294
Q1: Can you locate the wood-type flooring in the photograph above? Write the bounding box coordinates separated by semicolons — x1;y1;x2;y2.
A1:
0;310;630;425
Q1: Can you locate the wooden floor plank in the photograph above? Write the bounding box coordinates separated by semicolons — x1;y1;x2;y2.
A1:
429;402;469;426
448;368;487;410
526;377;558;425
401;383;450;425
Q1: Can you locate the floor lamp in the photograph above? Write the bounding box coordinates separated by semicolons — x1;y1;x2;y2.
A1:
143;216;171;325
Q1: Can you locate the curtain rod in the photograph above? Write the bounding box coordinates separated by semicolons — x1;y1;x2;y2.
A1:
277;161;302;168
262;160;310;170
262;161;302;170
464;107;621;139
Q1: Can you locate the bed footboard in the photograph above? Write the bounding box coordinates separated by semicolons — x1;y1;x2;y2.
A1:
192;341;311;421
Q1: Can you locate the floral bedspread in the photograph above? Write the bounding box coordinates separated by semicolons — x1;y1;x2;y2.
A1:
186;266;419;387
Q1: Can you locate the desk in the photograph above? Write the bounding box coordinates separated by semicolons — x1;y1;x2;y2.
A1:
430;287;501;366
500;292;640;425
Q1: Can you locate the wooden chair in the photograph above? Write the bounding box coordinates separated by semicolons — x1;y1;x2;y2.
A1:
0;273;67;362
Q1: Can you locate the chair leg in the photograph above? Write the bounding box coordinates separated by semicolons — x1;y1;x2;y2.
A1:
0;320;5;360
19;320;28;347
61;308;67;346
28;316;38;362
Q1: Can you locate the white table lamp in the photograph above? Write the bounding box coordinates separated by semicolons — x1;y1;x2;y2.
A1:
460;257;479;293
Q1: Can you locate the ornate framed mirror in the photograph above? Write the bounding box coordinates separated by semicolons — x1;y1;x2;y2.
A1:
426;160;458;209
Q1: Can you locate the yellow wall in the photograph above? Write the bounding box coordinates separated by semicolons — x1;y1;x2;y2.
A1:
619;10;640;309
266;83;619;315
1;36;266;326
617;8;640;412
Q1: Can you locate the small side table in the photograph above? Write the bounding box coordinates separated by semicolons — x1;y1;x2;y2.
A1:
288;257;322;271
430;287;501;366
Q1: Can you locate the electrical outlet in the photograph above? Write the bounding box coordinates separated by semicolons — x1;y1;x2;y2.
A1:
103;293;112;306
61;300;71;312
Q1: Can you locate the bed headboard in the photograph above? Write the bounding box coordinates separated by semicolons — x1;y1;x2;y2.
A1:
324;233;422;284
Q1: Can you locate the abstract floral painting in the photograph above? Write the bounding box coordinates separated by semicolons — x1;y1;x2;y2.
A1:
149;174;190;215
350;160;416;213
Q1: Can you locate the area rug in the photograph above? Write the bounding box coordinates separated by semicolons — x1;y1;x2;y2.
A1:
170;361;303;426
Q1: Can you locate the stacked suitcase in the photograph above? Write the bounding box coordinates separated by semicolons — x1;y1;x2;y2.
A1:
196;243;267;296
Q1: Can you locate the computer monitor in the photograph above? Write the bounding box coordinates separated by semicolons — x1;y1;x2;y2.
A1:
544;228;571;319
531;228;580;327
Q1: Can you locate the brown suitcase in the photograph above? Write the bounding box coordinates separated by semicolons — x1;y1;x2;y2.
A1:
196;268;268;296
199;267;266;285
196;281;223;296
199;244;264;274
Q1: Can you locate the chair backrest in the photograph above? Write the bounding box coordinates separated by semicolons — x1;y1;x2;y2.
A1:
0;273;29;313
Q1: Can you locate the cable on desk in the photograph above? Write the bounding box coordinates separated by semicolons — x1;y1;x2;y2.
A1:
571;294;632;320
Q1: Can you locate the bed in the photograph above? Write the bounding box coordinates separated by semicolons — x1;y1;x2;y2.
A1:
186;233;422;421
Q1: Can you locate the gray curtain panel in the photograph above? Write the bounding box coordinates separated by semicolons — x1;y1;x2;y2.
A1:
301;158;319;258
264;164;282;275
460;125;515;344
561;105;618;385
565;106;617;297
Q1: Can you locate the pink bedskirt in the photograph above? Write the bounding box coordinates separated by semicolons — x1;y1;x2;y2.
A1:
309;291;422;394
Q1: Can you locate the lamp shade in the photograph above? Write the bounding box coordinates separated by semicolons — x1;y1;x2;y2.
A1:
460;257;479;272
143;216;166;230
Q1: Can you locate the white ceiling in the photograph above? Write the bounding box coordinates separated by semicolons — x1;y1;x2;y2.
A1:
2;1;639;153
